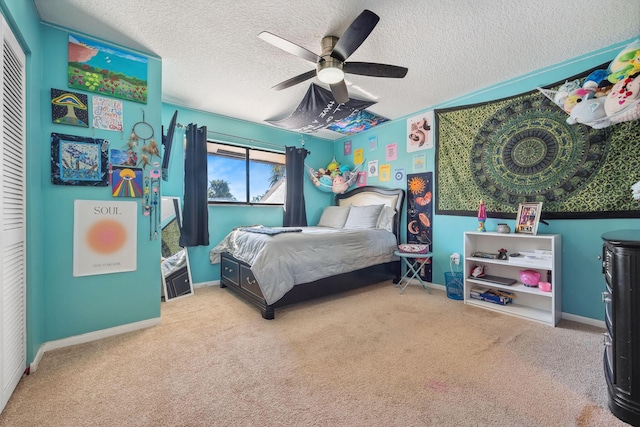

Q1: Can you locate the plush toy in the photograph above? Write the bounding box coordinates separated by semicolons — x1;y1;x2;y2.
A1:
332;175;348;194
326;159;340;173
566;97;611;128
319;175;333;189
632;181;640;202
604;73;640;123
553;79;582;108
607;39;640;83
562;87;595;113
583;69;610;90
339;164;351;174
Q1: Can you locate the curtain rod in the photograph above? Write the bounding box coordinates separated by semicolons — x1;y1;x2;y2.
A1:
176;122;306;152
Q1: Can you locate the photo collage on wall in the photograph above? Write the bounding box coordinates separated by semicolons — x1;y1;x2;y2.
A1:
51;33;156;202
50;33;158;276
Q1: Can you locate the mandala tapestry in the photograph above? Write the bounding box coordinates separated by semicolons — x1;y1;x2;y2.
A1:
435;78;640;219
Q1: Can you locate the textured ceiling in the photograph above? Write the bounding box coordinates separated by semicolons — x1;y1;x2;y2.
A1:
34;0;639;140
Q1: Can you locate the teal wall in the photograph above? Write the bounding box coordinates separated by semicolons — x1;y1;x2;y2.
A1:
161;104;334;284
332;36;640;321
38;25;163;341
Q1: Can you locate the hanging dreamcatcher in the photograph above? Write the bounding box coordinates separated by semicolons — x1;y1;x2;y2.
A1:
306;156;364;194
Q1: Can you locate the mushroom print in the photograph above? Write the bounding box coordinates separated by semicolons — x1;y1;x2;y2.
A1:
51;89;89;127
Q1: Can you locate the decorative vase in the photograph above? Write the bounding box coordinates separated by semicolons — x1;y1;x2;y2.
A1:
496;223;511;234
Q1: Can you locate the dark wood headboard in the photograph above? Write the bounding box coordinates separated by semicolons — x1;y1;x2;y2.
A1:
335;186;405;244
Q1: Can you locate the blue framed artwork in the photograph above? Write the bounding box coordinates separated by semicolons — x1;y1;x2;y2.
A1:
68;34;148;104
51;133;109;186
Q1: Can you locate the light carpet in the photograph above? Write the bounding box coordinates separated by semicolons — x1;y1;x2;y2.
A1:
0;282;628;426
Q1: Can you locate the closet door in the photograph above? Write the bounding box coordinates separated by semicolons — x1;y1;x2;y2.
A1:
0;14;26;414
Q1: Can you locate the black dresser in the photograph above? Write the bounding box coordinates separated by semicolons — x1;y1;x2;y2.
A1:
602;230;640;426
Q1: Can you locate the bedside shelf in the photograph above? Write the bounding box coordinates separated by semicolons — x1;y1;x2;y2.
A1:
463;231;561;326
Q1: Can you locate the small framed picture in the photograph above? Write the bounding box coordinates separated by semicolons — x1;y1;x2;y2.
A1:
515;202;543;235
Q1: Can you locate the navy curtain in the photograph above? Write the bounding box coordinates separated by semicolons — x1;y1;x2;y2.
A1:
180;123;209;247
283;146;309;227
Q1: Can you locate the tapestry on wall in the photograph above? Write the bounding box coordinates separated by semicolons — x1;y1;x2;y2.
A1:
267;84;375;133
406;172;433;282
435;68;640;220
326;109;388;135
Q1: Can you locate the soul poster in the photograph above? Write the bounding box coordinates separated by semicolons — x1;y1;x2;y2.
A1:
73;200;137;276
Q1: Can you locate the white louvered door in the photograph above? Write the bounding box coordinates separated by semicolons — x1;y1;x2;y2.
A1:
0;14;26;414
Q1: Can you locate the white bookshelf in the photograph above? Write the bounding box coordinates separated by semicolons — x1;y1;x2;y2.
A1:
463;231;561;326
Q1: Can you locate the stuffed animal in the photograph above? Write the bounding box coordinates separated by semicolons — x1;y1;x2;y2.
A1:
326;159;340;173
566;97;611;128
562;87;595;113
332;175;348;194
607;39;640;83
553;79;582;108
604;73;640;123
632;181;640;202
582;69;610;90
319;175;333;189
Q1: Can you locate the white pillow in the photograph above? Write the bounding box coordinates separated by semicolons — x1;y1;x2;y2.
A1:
343;204;384;230
376;206;396;232
317;206;351;228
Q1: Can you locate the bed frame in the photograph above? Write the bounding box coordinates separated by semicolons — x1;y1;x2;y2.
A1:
219;186;405;319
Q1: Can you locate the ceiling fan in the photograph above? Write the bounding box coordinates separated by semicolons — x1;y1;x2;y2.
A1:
258;9;408;104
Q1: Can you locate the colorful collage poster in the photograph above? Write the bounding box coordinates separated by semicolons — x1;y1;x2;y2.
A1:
406;172;433;282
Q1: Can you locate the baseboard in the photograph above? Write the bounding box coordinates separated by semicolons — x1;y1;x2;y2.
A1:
194;280;219;288
561;312;605;328
30;317;161;373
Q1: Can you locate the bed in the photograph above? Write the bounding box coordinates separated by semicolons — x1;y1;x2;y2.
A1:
210;186;405;319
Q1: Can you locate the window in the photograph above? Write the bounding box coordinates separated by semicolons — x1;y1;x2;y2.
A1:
206;142;286;204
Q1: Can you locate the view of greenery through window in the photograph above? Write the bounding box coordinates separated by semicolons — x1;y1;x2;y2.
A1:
206;142;286;204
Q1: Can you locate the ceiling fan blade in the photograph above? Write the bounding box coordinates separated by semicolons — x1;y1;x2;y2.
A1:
271;69;317;91
343;62;408;78
331;10;380;62
258;31;321;64
330;80;349;104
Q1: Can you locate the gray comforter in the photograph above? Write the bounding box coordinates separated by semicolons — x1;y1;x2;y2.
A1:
210;226;398;304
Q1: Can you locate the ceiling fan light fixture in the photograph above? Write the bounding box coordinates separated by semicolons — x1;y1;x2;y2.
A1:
317;59;344;84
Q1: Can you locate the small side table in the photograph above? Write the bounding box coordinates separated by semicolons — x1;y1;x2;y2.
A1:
394;250;433;294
